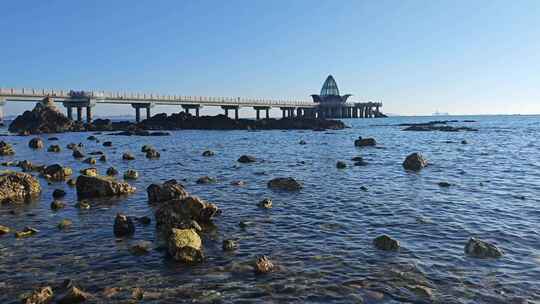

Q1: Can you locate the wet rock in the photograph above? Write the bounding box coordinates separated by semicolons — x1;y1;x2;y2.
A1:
28;137;45;149
238;155;256;163
52;189;66;199
461;140;468;144
239;221;252;228
130;242;151;255
66;178;76;187
137;216;151;225
9;98;76;134
22;286;53;304
231;180;245;186
354;160;368;166
87;135;97;141
168;228;203;264
47;144;61;152
267;177;302;191
360;186;368;191
76;175;136;198
403;153;428;171
145;149;160;159
57;219;72;230
131;287;144;300
18;160;42;172
196;176;216;184
123;169;139;180
409;285;433;299
0;224;10;235
51;200;66;211
75;200;91;209
48;137;59;141
114;213;135;237
254;256;274;274
141;145;153;153
155;195;220;232
72;149;85;159
15;226;39;238
258;198;272;209
82;157;96;165
351;156;363;162
354;137;376;147
465;237;503;258
99;155;107;162
299;140;307;145
336;161;347;169
79;167;98;177
147;179;188;203
0;141;15;155
106;167;118;176
373;234;400;251
102;141;112;147
223;239;239;251
122;152;135;160
202;150;215;157
0;171;41;204
56;283;91;304
66;143;77;150
1;161;17;166
43;164;73;181
438;181;451;187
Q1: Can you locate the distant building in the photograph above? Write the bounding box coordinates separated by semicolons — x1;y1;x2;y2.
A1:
311;75;352;104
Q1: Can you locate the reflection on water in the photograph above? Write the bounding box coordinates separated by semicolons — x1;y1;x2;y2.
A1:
1;115;539;303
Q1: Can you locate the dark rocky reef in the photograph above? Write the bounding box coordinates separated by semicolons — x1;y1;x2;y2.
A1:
400;120;478;132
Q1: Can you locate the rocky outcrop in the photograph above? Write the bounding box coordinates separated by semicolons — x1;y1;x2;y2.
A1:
267;177;303;191
122;152;135;160
147;179;188;203
29;137;45;149
400;121;478;132
254;256;275;274
9;98;78;134
168;228;203;264
336;161;347;169
0;171;41;204
202;150;215;157
238;155;256;163
403;153;428;171
354;137;376;147
0;141;15;156
76;175;136;198
373;235;400;251
114;213;135;237
155;195;220;233
465;237;503;258
43;164;73;181
23;286;54;304
145;148;160;159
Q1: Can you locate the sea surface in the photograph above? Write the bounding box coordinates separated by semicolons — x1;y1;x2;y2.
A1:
0;115;539;303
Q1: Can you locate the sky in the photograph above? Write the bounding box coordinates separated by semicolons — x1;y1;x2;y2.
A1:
1;0;539;116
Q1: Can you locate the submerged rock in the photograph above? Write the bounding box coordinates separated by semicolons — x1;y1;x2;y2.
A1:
15;226;39;238
22;286;54;304
43;164;73;181
123;169;139;180
0;141;15;156
168;228;203;264
106;167;118;176
0;171;41;204
202;150;215;157
51;200;66;211
130;242;151;255
0;224;11;235
75;200;91;210
122;152;135;160
57;219;73;230
9;98;76;134
52;189;66;199
99;155;107;162
76;175;136;198
82;157;96;165
141;145;153;153
72;149;85;159
373;235;400;251
465;237;503;258
114;213;135;237
267;177;302;191
28;137;45;149
238;155;256;163
403;153;428;171
56;281;91;304
47;144;61;152
79;167;98;177
196;176;216;184
223;239;239;251
145;149;160;159
354;137;376;147
103;141;112;147
336;161;347;169
254;256;274;274
147;179;188;203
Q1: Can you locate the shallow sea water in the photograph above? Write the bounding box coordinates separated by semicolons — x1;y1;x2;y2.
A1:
0;115;539;303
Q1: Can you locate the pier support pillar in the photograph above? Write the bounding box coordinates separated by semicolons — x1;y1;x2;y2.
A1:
135;107;141;122
253;106;270;120
132;103;155;122
76;107;82;122
195;107;200;117
86;106;92;123
255;109;260;120
146;106;151;120
67;106;73;120
281;108;286;118
221;106;239;119
0;98;5;123
265;108;269;119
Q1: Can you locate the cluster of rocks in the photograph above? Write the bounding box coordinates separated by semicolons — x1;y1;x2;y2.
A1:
0;171;41;204
400;120;478;132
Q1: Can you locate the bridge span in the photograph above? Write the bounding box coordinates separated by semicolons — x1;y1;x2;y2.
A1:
0;87;383;123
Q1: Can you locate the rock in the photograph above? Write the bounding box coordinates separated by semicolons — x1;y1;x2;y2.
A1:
465;237;503;258
202;150;215;157
79;167;98;177
461;140;468;144
155;195;220;232
66;178;76;187
75;200;91;209
99;155;107;162
131;287;144;300
18;160;42;172
130;242;151;255
43;164;73;181
354;137;376;147
254;256;274;274
76;175;136;198
122;152;135;160
114;213;135;237
106;167;118;176
0;141;15;155
123;169;139;180
238;155;256;163
0;171;41;204
351;156;363;162
87;135;97;141
28;137;45;149
22;286;53;304
438;181;451;187
82;157;96;165
409;285;433;299
403;153;428;171
336;161;347;169
15;226;39;238
51;200;66;211
67;143;77;150
258;198;272;209
72;149;85;159
0;224;11;235
231;180;245;186
47;144;61;152
58;219;73;230
267;177;302;191
299;140;307;145
52;189;66;199
145;149;160;159
56;284;91;304
223;239;238;251
103;141;112;147
9;98;76;134
137;216;151;225
48;137;59;141
373;235;400;251
196;176;216;184
147;179;188;203
141;145;153;153
354;160;368;166
239;221;252;228
168;228;203;264
360;186;368;191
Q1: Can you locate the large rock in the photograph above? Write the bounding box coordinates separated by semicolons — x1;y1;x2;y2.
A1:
114;213;135;237
28;137;45;149
43;164;73;181
0;141;15;156
22;286;53;304
168;228;203;264
9;98;76;134
354;137;376;147
147;179;188;203
267;177;302;191
373;235;400;251
76;175;136;198
465;237;503;258
403;153;428;171
238;155;256;163
155;195;220;233
0;171;41;204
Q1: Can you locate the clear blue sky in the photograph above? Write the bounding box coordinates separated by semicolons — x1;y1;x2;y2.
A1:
1;0;539;116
